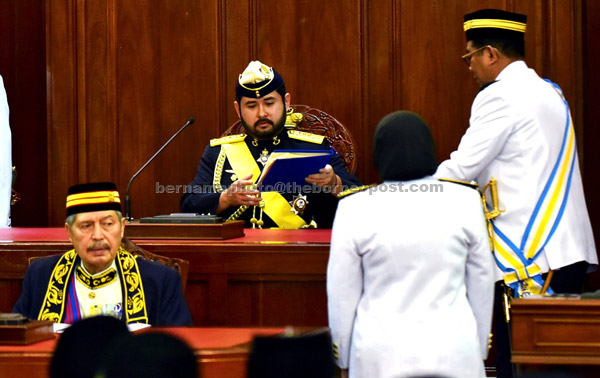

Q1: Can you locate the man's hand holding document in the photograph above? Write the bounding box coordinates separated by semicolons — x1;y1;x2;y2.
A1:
257;148;334;192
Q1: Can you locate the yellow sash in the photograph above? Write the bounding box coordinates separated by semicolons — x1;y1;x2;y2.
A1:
220;141;307;228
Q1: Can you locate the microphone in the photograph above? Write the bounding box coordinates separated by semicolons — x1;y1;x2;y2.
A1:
125;117;195;221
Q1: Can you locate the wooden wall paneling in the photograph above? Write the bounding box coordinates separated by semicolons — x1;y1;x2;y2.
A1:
260;279;327;326
246;0;366;181
115;0;160;220
46;0;79;226
582;0;600;291
115;1;221;220
223;276;328;327
144;1;220;219
554;0;584;151
207;273;229;325
520;1;547;78
0;281;22;313
215;0;230;136
0;2;13;68
79;0;116;182
362;0;396;184
398;1;474;164
184;276;210;325
358;0;368;183
226;280;261;325
224;0;252;129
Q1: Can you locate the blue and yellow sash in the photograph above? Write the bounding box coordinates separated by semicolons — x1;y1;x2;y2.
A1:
490;80;576;297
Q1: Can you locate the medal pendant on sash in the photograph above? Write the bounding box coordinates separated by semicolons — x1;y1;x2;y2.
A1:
257;148;270;167
290;193;308;215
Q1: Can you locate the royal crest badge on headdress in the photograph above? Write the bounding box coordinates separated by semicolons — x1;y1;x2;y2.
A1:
236;60;284;99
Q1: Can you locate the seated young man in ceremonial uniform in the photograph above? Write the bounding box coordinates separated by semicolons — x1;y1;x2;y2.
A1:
13;182;193;326
180;61;361;229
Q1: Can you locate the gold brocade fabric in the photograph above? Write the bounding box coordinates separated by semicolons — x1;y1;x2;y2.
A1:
37;247;149;324
75;266;117;290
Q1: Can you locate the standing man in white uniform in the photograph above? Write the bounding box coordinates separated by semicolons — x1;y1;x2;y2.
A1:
0;74;11;228
434;9;598;377
328;111;494;378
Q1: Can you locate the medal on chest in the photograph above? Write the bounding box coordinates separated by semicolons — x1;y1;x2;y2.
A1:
290;193;309;215
257;148;271;167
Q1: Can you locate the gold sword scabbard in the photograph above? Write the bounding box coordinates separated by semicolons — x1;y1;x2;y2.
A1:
483;177;505;220
480;177;505;251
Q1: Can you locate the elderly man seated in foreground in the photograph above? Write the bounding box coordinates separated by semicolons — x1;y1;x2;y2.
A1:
13;182;192;326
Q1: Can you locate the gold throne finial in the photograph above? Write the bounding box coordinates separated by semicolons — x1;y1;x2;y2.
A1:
284;107;303;128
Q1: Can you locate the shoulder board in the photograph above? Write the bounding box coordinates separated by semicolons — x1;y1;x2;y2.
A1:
287;129;325;144
438;178;479;190
337;184;377;199
210;134;246;147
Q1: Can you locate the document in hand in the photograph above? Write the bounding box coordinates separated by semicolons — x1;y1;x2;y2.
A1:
257;148;334;191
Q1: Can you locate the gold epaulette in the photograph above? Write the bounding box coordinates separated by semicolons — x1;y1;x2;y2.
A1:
287;129;325;144
337;184;377;199
210;133;246;147
438;178;479;190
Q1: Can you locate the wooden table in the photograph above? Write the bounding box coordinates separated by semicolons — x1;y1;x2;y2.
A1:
0;227;331;327
511;297;600;376
0;327;286;378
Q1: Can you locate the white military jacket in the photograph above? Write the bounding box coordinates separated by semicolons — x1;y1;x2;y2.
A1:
328;179;494;378
435;61;597;282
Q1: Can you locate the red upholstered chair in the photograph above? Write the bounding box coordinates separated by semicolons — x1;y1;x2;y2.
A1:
222;104;357;174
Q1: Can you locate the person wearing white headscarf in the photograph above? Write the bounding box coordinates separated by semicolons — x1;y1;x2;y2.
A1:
0;74;11;228
328;111;494;378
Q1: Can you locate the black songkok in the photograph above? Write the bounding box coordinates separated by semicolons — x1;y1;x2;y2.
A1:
66;182;122;217
372;111;437;181
464;9;527;42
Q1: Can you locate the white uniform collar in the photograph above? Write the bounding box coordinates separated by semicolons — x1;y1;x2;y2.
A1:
496;60;528;82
